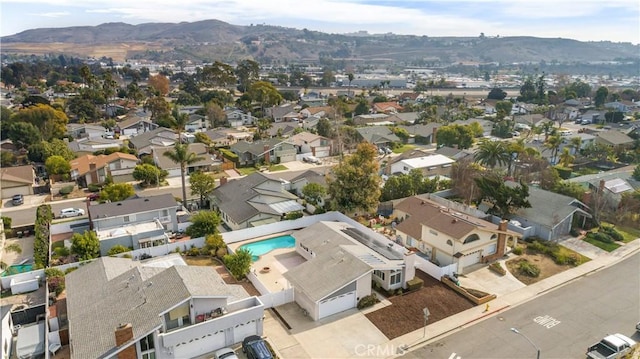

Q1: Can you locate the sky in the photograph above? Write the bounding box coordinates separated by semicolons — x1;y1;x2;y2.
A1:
1;0;639;44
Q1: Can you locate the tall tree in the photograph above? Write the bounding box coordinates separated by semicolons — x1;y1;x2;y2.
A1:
164;143;204;206
12;104;68;140
236;59;260;93
189;171;217;208
436;124;474;149
474;140;511;169
544;134;563;164
594;86;609;108
147;74;170;96
71;230;100;260
326;142;381;213
100;183;135;202
8;122;41;149
475;175;531;219
347;73;354;97
450;158;483;205
205;102;226;128
185;210;221;238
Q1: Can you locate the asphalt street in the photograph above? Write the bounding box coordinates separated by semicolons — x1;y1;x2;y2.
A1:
401;252;640;359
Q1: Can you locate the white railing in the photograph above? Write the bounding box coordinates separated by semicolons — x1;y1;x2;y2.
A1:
257;289;294;308
413;254;456;280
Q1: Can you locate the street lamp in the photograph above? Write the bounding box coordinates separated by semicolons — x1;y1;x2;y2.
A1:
510;328;540;359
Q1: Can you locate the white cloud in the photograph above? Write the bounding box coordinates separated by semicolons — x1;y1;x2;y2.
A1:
28;11;71;18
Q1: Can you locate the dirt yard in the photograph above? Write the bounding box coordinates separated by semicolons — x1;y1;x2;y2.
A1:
365;270;475;339
184;255;260;296
505;252;574;285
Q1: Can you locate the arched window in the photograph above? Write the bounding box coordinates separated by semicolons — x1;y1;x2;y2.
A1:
491;234;498;240
446;239;453;246
463;234;480;244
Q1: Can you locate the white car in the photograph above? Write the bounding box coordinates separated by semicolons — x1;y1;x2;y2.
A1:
214;348;239;359
59;208;85;218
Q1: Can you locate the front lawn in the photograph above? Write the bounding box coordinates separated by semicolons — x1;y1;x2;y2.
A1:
236;167;257;176
612;225;640;243
268;164;288;172
392;144;416;154
583;235;621;252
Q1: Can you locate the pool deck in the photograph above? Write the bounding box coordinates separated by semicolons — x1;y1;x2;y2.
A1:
229;234;307;293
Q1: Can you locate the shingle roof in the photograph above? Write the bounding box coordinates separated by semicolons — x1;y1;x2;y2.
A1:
0;165;34;185
283;246;371;302
128;127;176;149
395;196;480;240
89;193;179;220
70;152;138;176
505;182;588;228
596;131;634;145
211;173;300;224
356;127;400;143
66;257;248;359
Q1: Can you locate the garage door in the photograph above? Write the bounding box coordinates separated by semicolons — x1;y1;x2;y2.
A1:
314;149;330;158
460;250;482;268
318;291;356;319
1;185;31;199
232;320;258;344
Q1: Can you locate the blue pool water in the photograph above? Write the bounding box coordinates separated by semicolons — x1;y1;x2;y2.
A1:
1;264;33;277
239;235;296;261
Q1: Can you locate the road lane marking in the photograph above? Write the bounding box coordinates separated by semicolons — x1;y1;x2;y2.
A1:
534;314;561;328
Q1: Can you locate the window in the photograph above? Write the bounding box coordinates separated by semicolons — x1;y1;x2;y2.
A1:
446;240;453;246
140;333;155;359
373;270;385;280
164;304;191;331
162;209;169;217
123;215;130;223
463;234;480;244
390;270;402;285
491;234;498;240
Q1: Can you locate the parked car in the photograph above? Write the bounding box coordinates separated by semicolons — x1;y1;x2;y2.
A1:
586;333;636;359
59;208;85;218
242;335;273;359
303;155;321;164
11;194;24;206
214;348;239;359
636;322;640;332
86;193;100;201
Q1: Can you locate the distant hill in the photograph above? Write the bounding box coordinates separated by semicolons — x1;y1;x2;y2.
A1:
2;20;639;65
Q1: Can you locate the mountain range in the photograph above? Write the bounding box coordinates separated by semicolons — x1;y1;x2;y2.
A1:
2;19;639;65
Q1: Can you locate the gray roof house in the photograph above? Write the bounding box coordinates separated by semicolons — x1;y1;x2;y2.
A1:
355;126;400;147
284;220;415;320
265;103;298;122
154;143;221;178
495;182;592;241
64;256;264;359
210;172;304;230
397;123;440;144
569;170;640;209
595;131;634;149
89;194;183;255
229;139;297;166
116;115;159;137
129;127;177;155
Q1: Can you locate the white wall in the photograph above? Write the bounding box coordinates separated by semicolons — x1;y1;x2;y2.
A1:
10;277;39;295
355;273;372;302
413;255;456;280
1;308;12;359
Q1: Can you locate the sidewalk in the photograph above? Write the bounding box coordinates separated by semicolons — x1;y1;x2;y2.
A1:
386;238;640;357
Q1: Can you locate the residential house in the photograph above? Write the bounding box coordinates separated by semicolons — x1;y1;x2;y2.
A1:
387;112;420;125
67;123;108;139
129;127;178;155
178;105;204;115
284;220;415;320
390;154;455;178
185;114;208;133
299;94;325;107
67;137;123;155
355;126;400;148
265;103;298;122
155;143;221;178
393;196;516;273
434;146;474;161
581;110;603;124
225;109;258;127
595;131;634;150
514;114;548;128
452;118;494;137
398;92;424;106
70;152;138;187
604;101;631;113
203;128;252;148
89;193;182;255
64;256;264;359
277;168;328;202
299;106;333;120
569;171;640;210
266;122;299;138
397;123;440;144
105;104;126;117
353;114;391;126
116;115;159;137
229;139;297;166
289;132;333;158
372;101;403;114
0;165;35;198
495;182;592;241
564;133;596;152
210;172;304;230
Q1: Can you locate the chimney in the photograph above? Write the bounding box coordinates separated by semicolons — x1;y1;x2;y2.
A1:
219;177;227;186
263;145;271;164
495;220;508;258
89;162;98;183
598;179;606;192
114;323;137;359
431;127;438;144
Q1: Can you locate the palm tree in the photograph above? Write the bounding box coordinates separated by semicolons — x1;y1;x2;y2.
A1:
474;140;511;169
544;134;562;164
558;147;575;167
347;73;354;97
541;121;555;141
569;136;582;155
507;139;526;176
171;107;189;141
164;143;204;206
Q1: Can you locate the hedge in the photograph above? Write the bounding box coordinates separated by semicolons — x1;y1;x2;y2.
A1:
59;185;74;195
219;148;239;163
554;166;572;180
33;204;53;268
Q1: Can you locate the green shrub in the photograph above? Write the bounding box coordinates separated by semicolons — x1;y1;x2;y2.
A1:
568;253;582;266
186;247;201;256
554;166;572;180
490;262;507;275
64;267;78;275
45;268;65;278
601;226;623;241
518;261;540;277
551;252;568;265
87;183;101;192
219;148;239;163
512;247;523;255
123;253;133;259
527;241;547;253
53;247;70;257
569;228;580;237
406;277;424;291
59;185;74;195
1;216;12;229
357;294;380;309
590;232;614;244
48;276;65;296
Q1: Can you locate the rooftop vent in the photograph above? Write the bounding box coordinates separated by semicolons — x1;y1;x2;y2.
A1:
144;199;149;202
117;203;122;206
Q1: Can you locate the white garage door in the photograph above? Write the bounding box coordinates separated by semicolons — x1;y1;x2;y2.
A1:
314;149;330;158
1;185;31;199
232;320;258;344
318;291;356;319
460;250;482;268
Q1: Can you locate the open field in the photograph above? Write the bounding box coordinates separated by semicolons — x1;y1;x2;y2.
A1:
2;42;170;62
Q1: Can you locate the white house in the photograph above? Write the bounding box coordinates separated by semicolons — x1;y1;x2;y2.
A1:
390;154;455;177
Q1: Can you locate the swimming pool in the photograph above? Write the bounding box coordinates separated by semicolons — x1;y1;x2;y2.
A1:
1;264;34;277
239;235;296;261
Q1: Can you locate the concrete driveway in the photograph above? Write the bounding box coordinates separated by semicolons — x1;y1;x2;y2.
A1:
458;254;526;297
